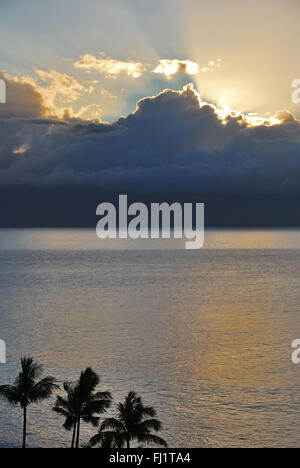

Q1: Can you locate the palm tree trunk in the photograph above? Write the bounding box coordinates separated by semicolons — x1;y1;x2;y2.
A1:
22;405;27;449
75;417;80;448
127;435;130;449
71;422;76;449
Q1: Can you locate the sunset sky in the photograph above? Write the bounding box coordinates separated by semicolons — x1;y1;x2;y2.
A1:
0;0;300;226
1;0;299;121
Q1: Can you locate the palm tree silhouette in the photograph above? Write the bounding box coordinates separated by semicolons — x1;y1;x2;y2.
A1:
0;357;58;448
89;391;167;448
53;368;112;448
53;382;78;448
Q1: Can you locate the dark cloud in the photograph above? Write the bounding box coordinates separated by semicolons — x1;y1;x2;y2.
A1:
0;71;47;119
1;81;300;199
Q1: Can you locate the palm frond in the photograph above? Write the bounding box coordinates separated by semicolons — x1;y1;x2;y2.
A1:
90;391;112;401
138;418;162;433
139;405;156;418
29;376;58;402
136;433;167;447
83;399;111;415
127;391;138;402
21;357;43;381
53;395;71;411
89;431;125;448
82;415;99;427
88;431;104;448
0;385;20;405
53;406;70;418
100;418;126;433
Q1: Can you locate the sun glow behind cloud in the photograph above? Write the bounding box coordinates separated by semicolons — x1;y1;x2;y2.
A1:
3;56;290;129
165;84;284;128
1;0;296;129
1;0;299;121
214;105;282;127
7;0;290;128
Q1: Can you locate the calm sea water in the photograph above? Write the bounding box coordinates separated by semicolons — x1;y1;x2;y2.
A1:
0;229;300;448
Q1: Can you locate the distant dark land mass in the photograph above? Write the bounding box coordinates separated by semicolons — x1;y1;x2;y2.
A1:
0;188;299;228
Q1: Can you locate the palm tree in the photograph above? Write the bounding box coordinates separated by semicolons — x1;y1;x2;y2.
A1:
0;357;58;448
53;382;78;448
53;368;112;448
89;391;167;448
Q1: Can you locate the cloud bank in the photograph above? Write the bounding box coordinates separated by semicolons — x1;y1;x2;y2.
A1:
1;75;300;199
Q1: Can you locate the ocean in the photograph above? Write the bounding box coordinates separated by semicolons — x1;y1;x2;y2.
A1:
0;229;300;448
